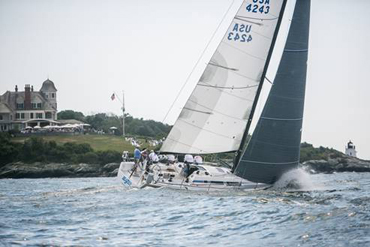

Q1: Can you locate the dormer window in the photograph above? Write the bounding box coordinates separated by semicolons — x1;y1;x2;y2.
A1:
51;93;55;98
16;103;24;110
31;103;42;109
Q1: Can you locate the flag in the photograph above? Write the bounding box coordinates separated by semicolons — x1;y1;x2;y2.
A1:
111;93;115;100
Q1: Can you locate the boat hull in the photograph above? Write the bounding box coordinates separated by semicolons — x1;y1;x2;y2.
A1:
117;161;268;191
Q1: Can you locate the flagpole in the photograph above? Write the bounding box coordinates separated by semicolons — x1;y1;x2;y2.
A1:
122;90;125;137
111;91;125;137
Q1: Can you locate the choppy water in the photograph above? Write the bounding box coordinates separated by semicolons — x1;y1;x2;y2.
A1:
1;170;370;246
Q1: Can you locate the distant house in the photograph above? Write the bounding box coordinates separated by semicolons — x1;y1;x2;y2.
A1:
0;79;58;131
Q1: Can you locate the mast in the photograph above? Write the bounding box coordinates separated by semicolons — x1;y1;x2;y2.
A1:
232;0;288;171
234;0;311;184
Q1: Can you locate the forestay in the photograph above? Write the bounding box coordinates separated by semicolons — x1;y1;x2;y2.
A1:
161;0;286;154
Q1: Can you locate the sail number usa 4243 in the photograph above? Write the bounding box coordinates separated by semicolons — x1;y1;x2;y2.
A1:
246;0;271;14
227;24;252;43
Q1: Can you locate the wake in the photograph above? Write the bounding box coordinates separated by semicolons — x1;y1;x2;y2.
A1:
273;168;324;191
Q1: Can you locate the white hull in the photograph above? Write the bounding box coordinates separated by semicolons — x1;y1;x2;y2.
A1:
117;161;268;192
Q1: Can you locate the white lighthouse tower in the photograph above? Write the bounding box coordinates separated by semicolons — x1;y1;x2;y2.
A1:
345;140;357;157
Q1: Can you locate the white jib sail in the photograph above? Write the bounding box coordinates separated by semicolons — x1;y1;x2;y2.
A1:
161;0;285;154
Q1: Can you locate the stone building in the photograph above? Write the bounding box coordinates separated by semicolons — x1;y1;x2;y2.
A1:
0;79;58;131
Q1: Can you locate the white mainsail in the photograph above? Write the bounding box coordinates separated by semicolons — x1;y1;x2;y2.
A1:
161;0;285;154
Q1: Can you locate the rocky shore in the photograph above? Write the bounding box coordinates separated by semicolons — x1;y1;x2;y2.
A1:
0;162;120;179
301;156;370;173
1;156;370;179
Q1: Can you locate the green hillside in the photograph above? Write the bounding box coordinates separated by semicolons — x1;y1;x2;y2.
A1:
11;134;139;153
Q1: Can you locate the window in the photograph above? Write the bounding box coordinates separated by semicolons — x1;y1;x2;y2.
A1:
30;113;34;119
37;103;42;109
16;103;24;110
32;103;36;109
51;93;55;98
0;115;3;121
36;113;43;119
16;113;20;119
20;113;25;119
45;112;52;119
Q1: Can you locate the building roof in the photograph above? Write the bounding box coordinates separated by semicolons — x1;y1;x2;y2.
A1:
0;90;56;112
57;119;86;125
0;102;12;113
40;79;57;92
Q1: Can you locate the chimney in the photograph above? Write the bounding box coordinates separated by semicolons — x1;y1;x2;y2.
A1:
24;84;31;110
31;85;34;92
15;85;18;92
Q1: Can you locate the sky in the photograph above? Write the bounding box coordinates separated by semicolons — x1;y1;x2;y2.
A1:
1;0;370;159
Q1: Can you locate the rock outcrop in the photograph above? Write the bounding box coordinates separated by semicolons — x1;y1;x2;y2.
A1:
301;156;370;174
0;162;120;179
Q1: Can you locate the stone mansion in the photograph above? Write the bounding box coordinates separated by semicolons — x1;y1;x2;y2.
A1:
0;79;58;131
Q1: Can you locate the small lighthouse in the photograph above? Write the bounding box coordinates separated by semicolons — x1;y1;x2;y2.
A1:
345;140;357;157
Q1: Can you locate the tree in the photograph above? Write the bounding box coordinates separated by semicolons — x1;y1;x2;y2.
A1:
58;110;85;121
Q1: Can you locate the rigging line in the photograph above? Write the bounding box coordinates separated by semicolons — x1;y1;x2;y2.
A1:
183;107;212;115
221;41;266;61
261;116;303;121
208;62;238;71
265;77;273;84
187;98;247;121
178;118;242;142
234;17;262;26
198;83;258;90
269;94;304;101
284;49;308;52
235;15;279;22
239;159;299;165
249;139;301;148
161;0;237;123
199;81;255;102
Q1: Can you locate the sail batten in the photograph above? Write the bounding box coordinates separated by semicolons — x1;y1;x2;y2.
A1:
161;0;287;154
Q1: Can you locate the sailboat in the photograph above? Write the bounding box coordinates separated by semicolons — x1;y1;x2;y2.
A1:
117;0;310;191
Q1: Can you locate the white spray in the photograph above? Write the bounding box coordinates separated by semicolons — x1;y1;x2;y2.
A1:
273;167;324;191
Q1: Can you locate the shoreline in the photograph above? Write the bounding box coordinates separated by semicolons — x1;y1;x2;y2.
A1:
1;155;370;179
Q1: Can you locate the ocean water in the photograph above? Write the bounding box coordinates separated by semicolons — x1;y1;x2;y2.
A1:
1;170;370;246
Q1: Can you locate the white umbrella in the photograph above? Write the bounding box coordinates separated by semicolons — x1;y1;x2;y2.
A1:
33;126;41;129
24;126;32;130
110;127;118;130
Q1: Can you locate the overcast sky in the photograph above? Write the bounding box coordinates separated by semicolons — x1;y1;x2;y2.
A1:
1;0;370;159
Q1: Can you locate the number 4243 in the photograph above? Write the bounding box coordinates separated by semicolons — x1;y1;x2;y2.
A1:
246;4;270;14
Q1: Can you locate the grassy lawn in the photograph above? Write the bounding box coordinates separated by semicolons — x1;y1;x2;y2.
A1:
11;134;152;153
